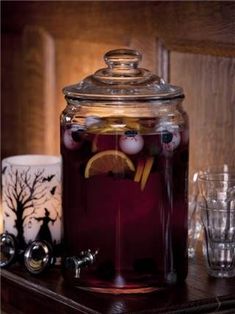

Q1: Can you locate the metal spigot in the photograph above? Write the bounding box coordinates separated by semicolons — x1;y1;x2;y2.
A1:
0;233;18;268
64;249;98;279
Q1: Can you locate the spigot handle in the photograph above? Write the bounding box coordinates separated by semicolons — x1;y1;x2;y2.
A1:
64;249;98;279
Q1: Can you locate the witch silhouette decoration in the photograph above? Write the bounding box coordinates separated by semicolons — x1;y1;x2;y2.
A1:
35;208;57;244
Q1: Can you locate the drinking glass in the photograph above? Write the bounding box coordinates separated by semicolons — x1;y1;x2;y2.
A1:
198;167;235;278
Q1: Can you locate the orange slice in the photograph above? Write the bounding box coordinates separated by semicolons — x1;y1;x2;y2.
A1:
134;159;145;182
84;150;135;178
140;157;154;191
91;127;126;153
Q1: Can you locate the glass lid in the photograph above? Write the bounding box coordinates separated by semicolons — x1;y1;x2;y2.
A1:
63;49;184;101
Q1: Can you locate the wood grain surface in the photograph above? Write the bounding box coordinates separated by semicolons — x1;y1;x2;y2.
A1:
1;250;235;313
1;1;235;176
171;52;235;174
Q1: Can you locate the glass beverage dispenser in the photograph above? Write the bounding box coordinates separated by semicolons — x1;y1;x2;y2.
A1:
61;49;189;293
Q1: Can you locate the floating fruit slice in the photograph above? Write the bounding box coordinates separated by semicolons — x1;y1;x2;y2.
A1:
92;134;100;153
91;126;126;153
134;159;145;182
91;128;117;153
84;150;135;178
140;157;154;191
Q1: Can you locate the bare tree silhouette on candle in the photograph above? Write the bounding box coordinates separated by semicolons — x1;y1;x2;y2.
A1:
2;167;59;249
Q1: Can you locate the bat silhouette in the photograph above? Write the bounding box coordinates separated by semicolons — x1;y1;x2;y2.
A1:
42;174;55;182
2;166;7;174
50;186;57;195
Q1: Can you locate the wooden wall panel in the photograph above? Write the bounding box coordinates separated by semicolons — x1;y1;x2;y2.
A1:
22;26;56;154
2;35;23;157
170;52;235;174
3;2;235;46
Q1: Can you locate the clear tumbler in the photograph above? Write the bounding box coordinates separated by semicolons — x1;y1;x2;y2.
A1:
198;167;235;278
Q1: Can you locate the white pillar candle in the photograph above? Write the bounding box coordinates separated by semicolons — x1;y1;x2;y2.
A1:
1;155;62;252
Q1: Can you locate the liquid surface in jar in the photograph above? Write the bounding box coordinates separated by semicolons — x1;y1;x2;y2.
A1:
61;117;189;292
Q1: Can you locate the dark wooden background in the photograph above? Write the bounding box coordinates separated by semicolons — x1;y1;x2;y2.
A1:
2;1;235;174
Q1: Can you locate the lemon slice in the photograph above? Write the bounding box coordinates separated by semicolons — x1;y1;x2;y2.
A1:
91;128;117;153
140;157;154;190
91;127;126;153
84;150;135;178
90;122;140;153
134;159;145;182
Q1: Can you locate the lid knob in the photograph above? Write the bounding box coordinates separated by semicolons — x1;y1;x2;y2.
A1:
104;49;142;70
63;48;184;99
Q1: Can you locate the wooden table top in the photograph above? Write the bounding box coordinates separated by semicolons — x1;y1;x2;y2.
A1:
1;250;235;314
